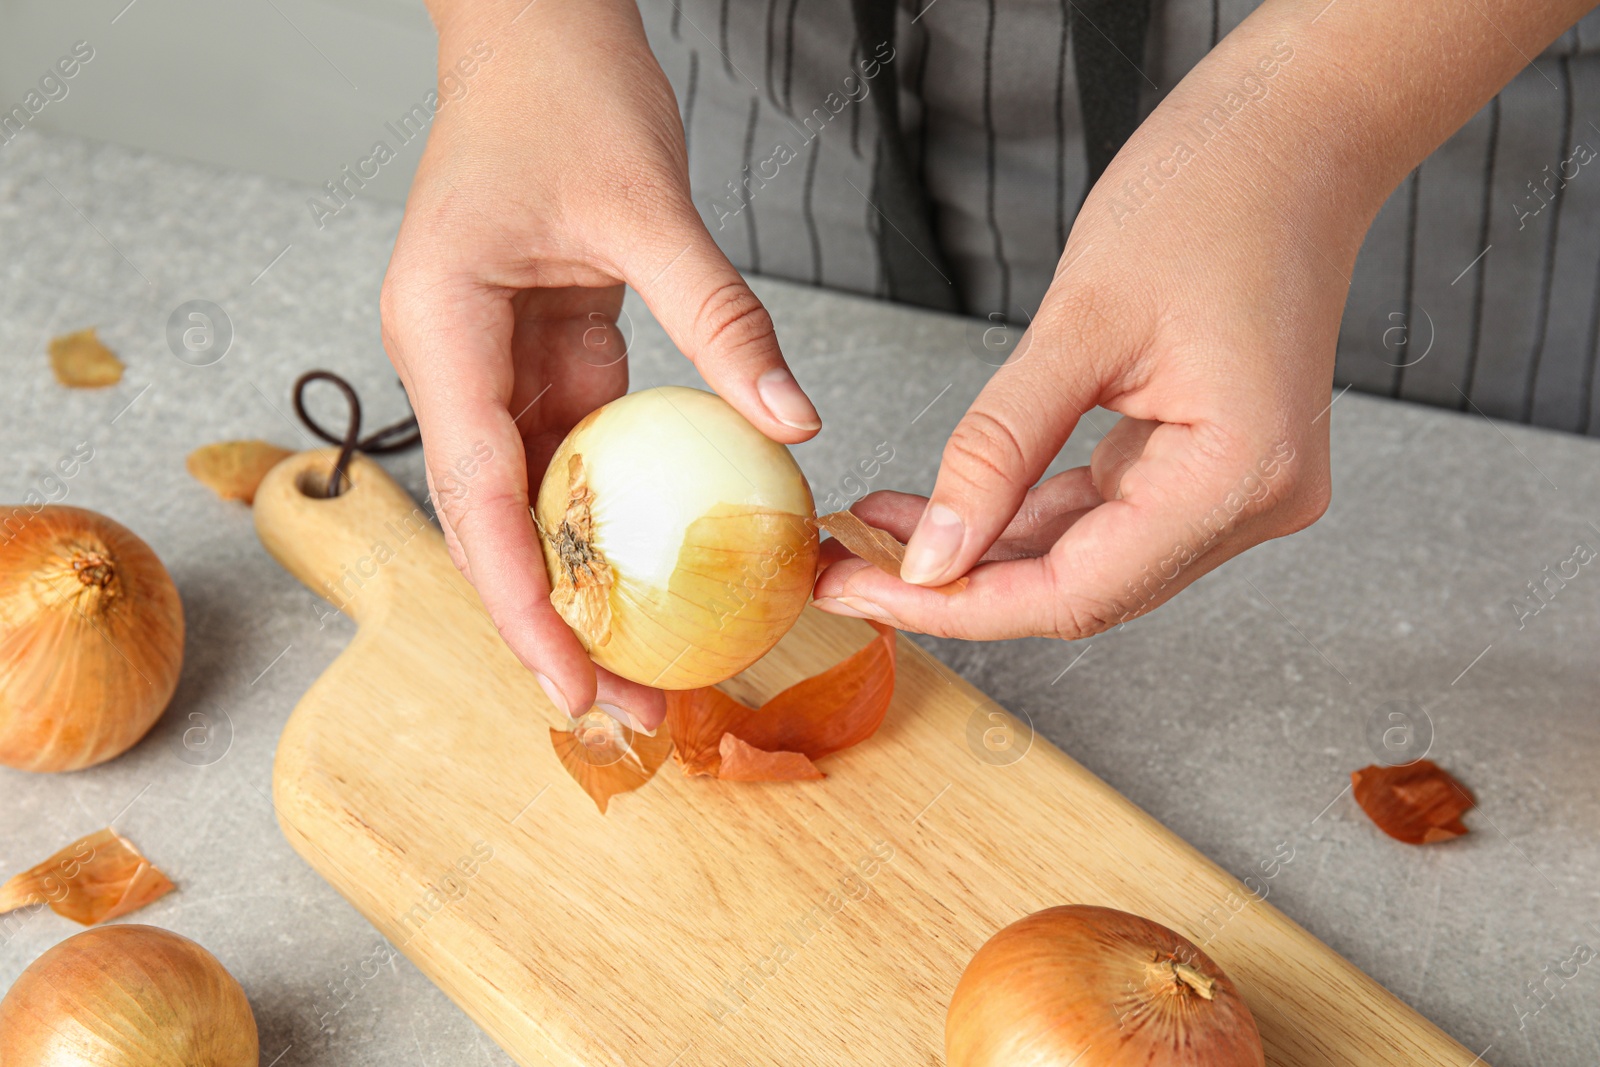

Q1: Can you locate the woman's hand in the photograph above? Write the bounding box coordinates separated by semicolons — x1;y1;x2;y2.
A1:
812;0;1590;640
381;0;819;728
812;153;1340;638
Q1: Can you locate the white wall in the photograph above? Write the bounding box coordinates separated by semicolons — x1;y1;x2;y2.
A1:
0;0;440;204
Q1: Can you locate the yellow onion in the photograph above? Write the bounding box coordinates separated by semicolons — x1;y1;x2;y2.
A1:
0;924;257;1065
0;505;184;772
946;905;1264;1067
535;386;818;689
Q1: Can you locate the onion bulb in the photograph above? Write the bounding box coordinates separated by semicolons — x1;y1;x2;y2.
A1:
535;386;818;689
0;924;258;1066
0;506;184;772
946;905;1264;1067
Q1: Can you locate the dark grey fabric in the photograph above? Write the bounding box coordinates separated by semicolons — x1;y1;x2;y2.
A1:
850;0;961;311
1073;0;1154;190
885;0;1089;322
1334;55;1600;434
645;0;885;296
642;1;1600;437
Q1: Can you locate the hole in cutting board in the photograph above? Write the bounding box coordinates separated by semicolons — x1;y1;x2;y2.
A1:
295;466;354;500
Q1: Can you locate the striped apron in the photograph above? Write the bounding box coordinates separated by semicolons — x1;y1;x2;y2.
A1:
641;0;1600;436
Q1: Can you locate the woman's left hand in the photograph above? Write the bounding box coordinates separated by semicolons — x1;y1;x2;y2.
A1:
813;10;1358;641
809;211;1339;641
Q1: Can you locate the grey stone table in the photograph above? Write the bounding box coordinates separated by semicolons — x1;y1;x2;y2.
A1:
3;130;1598;1066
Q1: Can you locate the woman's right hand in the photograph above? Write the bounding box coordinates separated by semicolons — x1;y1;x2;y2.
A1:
381;0;821;730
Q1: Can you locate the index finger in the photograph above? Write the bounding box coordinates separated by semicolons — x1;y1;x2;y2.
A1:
813;422;1304;639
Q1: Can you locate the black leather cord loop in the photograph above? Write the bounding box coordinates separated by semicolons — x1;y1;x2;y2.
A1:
291;371;420;497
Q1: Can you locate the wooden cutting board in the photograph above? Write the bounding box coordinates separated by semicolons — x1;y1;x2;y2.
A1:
257;449;1478;1067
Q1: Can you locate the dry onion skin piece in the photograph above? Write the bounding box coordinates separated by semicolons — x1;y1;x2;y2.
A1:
668;620;896;779
48;327;124;388
186;440;294;505
0;505;185;772
946;905;1264;1067
0;924;258;1066
0;828;175;926
716;733;824;781
550;709;674;814
1351;760;1475;844
817;510;968;594
667;685;752;778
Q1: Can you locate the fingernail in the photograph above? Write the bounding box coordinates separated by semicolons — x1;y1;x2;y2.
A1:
756;368;822;431
597;701;655;737
534;672;569;716
900;502;963;585
836;595;893;623
812;596;872;620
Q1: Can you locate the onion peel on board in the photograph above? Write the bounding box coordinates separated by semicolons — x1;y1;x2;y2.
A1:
550;710;674;814
187;440;294;504
716;733;824;781
668;619;897;779
0;828;175;925
552;620;897;809
817;511;968;595
1351;760;1475;844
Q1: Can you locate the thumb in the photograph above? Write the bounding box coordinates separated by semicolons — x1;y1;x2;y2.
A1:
623;210;820;444
899;335;1103;587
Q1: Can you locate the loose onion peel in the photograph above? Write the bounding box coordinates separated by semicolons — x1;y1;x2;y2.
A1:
550;710;675;814
550;619;897;810
48;327;123;388
187;440;294;504
0;828;174;926
715;733;825;781
667;619;896;778
1351;760;1474;844
817;510;968;594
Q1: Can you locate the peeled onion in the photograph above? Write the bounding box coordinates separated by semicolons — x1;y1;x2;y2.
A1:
0;924;258;1065
0;506;184;772
535;386;818;689
946;905;1264;1067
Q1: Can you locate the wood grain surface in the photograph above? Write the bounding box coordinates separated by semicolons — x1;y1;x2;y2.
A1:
257;449;1479;1067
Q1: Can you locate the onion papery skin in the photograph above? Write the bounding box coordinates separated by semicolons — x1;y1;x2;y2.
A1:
946;906;1264;1067
535;387;818;689
0;924;259;1066
0;506;185;772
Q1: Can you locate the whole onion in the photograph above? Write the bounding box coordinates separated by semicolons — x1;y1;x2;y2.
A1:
0;506;184;772
535;386;818;689
0;924;258;1065
946;905;1264;1067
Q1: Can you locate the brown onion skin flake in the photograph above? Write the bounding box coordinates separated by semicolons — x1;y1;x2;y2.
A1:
1351;760;1475;845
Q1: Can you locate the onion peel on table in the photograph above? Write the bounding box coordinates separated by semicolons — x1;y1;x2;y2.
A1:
1351;760;1475;844
552;620;897;810
817;510;967;595
186;440;294;504
0;828;175;925
48;327;124;388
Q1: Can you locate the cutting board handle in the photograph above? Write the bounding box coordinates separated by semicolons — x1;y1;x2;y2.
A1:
254;449;446;623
